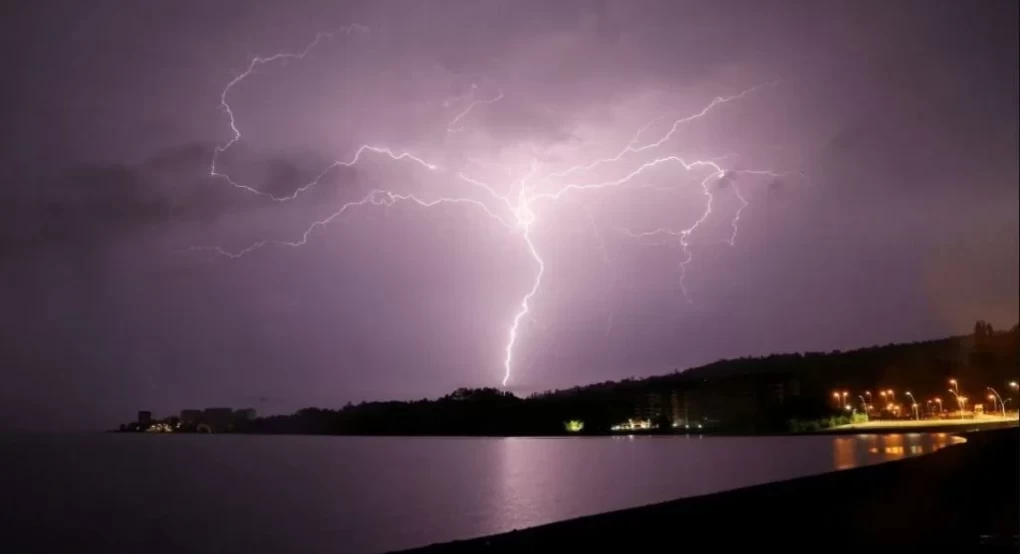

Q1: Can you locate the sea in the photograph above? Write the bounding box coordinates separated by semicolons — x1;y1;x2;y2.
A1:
0;432;961;554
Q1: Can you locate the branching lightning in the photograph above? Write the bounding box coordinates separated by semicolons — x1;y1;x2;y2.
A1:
446;85;505;133
196;29;796;388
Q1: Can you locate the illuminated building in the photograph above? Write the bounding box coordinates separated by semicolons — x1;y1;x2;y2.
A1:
611;419;654;432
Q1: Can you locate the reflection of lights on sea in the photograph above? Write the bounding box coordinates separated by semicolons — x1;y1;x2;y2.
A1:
863;432;965;458
833;437;856;470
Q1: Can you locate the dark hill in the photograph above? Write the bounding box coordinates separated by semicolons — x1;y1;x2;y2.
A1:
234;321;1017;435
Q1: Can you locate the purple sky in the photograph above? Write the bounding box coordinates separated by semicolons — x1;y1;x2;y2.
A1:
1;0;1017;429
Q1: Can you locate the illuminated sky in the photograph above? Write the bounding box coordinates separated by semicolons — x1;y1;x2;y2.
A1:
1;0;1016;429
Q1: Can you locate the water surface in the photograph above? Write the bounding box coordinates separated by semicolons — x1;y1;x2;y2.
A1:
0;433;960;554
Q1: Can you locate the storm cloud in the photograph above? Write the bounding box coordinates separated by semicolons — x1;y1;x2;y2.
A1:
1;0;1016;429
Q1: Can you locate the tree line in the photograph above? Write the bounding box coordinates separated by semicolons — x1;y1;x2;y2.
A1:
237;322;1019;435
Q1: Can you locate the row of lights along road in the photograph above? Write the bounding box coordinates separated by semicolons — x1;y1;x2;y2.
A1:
831;380;1019;420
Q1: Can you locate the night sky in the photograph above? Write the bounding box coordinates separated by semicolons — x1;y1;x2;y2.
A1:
1;0;1016;429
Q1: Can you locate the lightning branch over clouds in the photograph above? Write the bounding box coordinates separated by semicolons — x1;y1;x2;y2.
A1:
196;29;796;388
446;85;505;133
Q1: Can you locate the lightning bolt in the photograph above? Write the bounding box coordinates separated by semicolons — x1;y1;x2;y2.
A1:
547;81;779;180
196;30;796;388
211;25;370;199
447;86;505;133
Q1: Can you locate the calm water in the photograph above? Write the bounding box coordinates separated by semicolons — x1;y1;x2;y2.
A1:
1;433;961;554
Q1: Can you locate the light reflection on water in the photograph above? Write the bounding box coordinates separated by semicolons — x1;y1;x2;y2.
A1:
1;432;965;554
833;432;963;469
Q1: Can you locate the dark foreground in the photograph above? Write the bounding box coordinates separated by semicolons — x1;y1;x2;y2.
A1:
400;428;1019;552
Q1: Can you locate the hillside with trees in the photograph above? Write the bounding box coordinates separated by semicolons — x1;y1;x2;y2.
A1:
239;322;1019;435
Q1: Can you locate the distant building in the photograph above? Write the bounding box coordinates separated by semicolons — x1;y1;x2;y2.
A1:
137;411;152;424
670;390;683;425
635;392;664;421
180;409;202;424
202;407;234;432
680;373;801;431
768;379;801;403
234;408;257;421
611;419;654;432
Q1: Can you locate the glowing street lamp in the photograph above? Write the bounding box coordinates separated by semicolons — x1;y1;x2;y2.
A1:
1009;381;1018;390
948;389;964;418
886;389;896;402
905;392;919;420
986;387;1006;417
934;397;943;415
949;379;959;396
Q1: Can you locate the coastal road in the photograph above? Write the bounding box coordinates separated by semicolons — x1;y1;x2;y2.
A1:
831;414;1019;432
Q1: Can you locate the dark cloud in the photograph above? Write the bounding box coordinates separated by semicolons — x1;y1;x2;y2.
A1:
0;143;242;255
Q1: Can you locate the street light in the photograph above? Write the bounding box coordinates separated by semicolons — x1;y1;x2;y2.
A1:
858;395;868;414
948;389;964;418
934;397;943;416
949;379;959;396
905;392;918;420
886;389;896;403
1009;381;1018;390
986;387;1006;417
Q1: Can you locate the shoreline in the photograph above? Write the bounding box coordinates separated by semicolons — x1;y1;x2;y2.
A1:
109;417;1017;438
396;426;1018;551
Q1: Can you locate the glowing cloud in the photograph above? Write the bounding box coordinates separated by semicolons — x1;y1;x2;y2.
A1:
195;28;796;387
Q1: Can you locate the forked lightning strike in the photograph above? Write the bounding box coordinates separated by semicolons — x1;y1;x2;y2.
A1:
196;29;792;387
447;87;505;133
547;81;779;180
